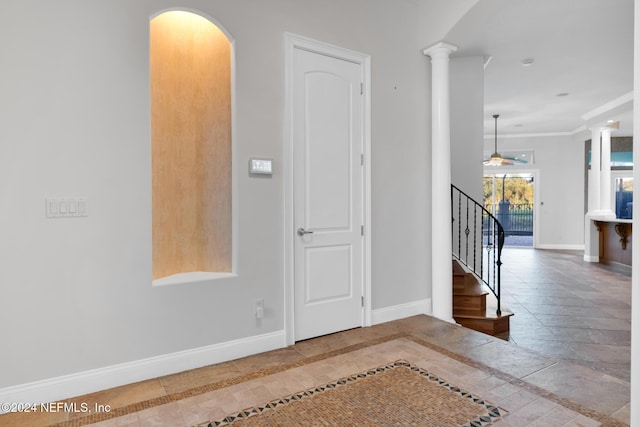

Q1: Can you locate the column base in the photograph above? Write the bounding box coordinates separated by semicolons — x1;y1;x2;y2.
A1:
584;213;601;263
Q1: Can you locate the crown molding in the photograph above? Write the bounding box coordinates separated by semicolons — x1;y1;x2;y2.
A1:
581;91;633;121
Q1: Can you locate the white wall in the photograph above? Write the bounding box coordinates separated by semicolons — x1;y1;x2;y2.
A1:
451;56;484;201
483;133;585;248
0;0;473;393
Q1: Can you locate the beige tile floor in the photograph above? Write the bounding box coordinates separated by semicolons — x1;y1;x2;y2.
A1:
501;249;631;381
0;315;630;427
0;248;632;426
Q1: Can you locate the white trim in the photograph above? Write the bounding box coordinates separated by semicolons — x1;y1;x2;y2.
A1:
537;244;585;250
362;56;372;328
484;131;576;139
479;92;634;139
532;170;541;248
583;254;600;262
0;330;285;412
581;91;634;121
152;272;237;287
284;33;296;346
283;33;372;345
483;169;540;249
371;299;432;325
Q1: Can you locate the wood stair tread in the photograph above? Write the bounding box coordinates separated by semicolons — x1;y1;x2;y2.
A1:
453;289;488;297
453;308;513;320
454;296;513;335
454;291;511;319
452;258;512;337
453;276;485;292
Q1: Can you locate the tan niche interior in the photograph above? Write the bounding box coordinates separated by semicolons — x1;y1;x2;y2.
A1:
151;11;232;280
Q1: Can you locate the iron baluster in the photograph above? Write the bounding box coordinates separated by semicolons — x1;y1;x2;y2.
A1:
451;184;504;317
465;197;470;262
458;191;462;259
473;205;477;273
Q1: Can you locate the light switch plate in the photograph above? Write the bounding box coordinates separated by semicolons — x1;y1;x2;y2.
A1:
46;198;88;218
249;158;273;175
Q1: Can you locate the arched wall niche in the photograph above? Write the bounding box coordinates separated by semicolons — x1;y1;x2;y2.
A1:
150;10;233;281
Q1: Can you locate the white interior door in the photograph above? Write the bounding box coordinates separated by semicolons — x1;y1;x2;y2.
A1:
292;46;364;341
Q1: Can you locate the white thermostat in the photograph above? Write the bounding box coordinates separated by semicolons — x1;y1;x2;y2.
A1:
249;158;273;175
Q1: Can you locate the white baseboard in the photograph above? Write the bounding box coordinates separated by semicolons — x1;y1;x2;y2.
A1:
371;299;431;325
583;254;599;262
0;330;286;413
536;244;585;251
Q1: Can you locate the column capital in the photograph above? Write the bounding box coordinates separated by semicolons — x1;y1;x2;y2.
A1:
600;127;614;135
423;41;458;58
601;120;620;132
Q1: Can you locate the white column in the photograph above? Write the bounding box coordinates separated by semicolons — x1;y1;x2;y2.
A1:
600;128;614;216
584;128;602;262
424;41;457;323
588;127;601;213
631;2;639;424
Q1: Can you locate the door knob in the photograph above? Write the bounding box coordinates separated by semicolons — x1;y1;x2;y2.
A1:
297;228;314;236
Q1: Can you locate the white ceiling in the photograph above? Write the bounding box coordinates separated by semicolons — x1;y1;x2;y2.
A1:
444;0;634;137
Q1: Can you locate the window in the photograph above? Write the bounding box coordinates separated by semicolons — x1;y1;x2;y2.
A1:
615;176;633;219
151;11;232;280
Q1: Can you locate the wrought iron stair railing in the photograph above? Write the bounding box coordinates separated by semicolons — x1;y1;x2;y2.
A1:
451;184;504;316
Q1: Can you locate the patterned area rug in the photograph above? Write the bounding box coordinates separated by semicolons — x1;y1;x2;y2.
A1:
200;360;506;426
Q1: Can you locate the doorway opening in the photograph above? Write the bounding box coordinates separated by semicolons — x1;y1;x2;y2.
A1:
483;173;535;247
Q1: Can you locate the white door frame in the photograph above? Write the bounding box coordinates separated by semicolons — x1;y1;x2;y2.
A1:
483;168;540;248
283;33;371;346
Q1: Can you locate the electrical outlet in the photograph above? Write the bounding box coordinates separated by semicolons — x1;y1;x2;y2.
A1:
255;299;264;319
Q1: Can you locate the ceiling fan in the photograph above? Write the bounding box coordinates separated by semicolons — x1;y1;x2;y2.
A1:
483;114;526;166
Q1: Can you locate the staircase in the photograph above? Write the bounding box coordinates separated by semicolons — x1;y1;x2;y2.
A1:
451;184;513;337
453;260;512;336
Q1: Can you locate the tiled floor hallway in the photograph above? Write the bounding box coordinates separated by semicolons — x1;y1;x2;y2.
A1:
501;248;631;382
1;249;631;426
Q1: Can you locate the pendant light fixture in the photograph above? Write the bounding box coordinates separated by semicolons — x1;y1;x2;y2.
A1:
484;114;512;166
